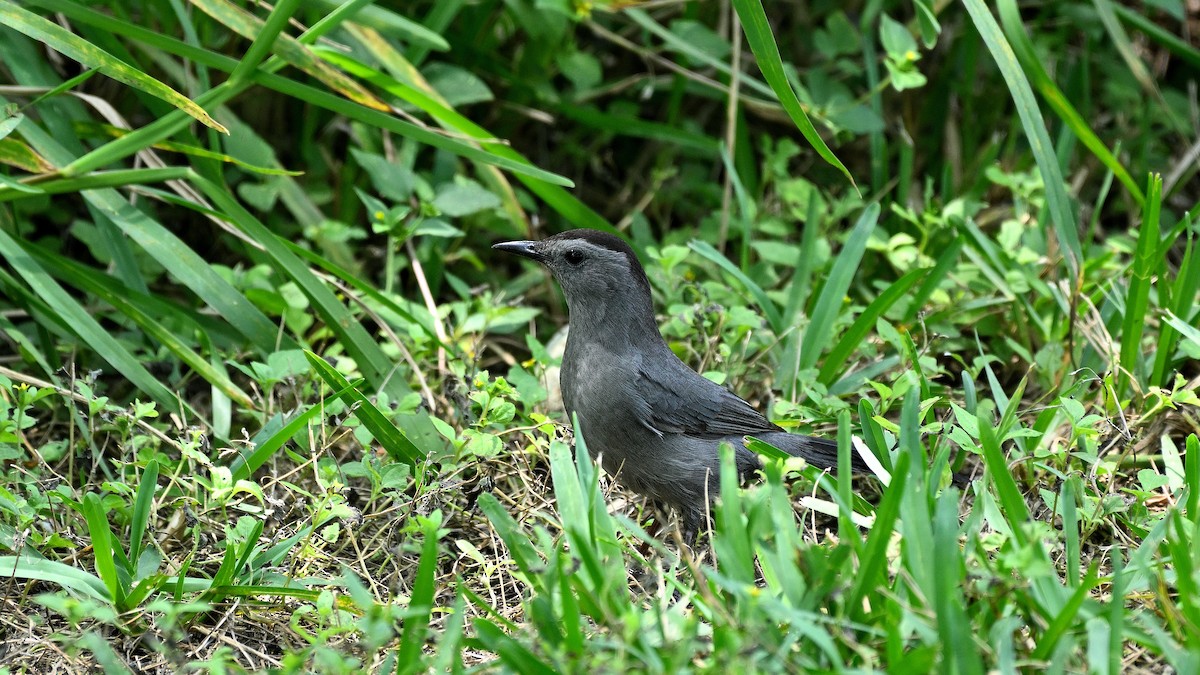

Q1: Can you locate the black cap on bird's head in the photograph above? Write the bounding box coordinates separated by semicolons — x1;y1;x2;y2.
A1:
493;230;653;307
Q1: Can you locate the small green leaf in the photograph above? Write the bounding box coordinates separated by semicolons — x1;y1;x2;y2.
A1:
425;63;494;106
879;14;918;58
412;219;465;238
432;179;502;217
555;51;602;92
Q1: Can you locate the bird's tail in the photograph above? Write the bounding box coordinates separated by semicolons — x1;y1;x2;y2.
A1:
757;432;972;487
755;432;872;473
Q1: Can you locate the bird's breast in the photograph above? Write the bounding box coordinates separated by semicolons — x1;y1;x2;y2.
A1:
560;342;656;460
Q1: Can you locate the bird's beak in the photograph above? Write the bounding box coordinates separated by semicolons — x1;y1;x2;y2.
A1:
492;240;545;263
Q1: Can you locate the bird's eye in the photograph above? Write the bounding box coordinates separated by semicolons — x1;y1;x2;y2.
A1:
564;249;585;265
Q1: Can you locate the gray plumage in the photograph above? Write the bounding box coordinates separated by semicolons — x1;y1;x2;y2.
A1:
494;229;868;539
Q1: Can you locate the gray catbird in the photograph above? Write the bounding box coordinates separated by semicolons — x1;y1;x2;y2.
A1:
494;229;871;539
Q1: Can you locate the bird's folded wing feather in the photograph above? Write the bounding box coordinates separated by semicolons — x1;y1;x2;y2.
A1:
636;362;781;438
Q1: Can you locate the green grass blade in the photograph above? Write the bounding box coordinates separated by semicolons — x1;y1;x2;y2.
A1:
123;573;167;612
395;512;442;673
720;143;756;267
716;445;758;583
1164;512;1200;640
24;0;572;187
296;0;379;46
934;489;984;675
0;0;225;132
80;630;131;672
689;239;784;333
561;419;620;557
1063;478;1081;587
904;235;963;322
193;0;385;111
1187;434;1199;523
225;0;302;85
227;403;332;482
0;167;190;202
995;0;1144;205
552;430;625;612
857;397;891;466
304;351;425;466
81;493;124;607
0;109;24;142
280;239;444;347
555;553;584;655
228;520;265;587
848;451;907;617
979;404;1030;546
1092;0;1161;97
962;0;1082;281
995;376;1029;446
558;102;720;154
14;121;287;353
1152;223;1198;387
1162;311;1200;352
0;229;183;413
783;196;823;327
898;389;934;600
624;9;775;100
250;70;572;187
1033;566;1101;662
470;618;557;675
819;266;925;386
1111;3;1200;70
550;438;588;544
127;460;159;565
23;244;255;409
800;203;880;371
1105;550;1126;673
779;198;824;398
730;0;857;191
192;174;404;394
837;411;854;539
1118;174;1161;398
319;49;610;230
0;556;110;602
475;493;542;577
335;26;529;230
308;0;448;51
76;123;301;176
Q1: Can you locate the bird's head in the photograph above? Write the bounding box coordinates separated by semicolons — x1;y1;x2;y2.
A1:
492;229;653;311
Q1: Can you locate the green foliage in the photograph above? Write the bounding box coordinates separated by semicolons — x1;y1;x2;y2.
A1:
0;0;1197;671
464;413;1200;672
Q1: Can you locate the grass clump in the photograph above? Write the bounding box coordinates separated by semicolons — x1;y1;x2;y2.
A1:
1;0;1198;672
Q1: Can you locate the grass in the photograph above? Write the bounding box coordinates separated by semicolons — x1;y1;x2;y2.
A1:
0;0;1198;672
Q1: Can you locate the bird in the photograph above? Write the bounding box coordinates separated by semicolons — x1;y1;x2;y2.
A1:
493;229;871;540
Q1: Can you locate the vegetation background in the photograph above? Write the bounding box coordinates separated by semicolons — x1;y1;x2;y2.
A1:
0;0;1198;672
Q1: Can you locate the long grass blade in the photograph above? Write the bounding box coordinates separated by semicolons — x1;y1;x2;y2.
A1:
0;229;184;414
395;513;443;673
962;0;1082;281
127;461;159;565
800;203;879;371
1118;174;1161;398
13;120;288;353
689;239;784;333
819;266;925;386
304;351;426;466
80;493;123;606
0;0;225;132
994;0;1144;205
730;0;856;190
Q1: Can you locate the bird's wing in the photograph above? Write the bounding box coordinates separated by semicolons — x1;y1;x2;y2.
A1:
636;360;781;439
